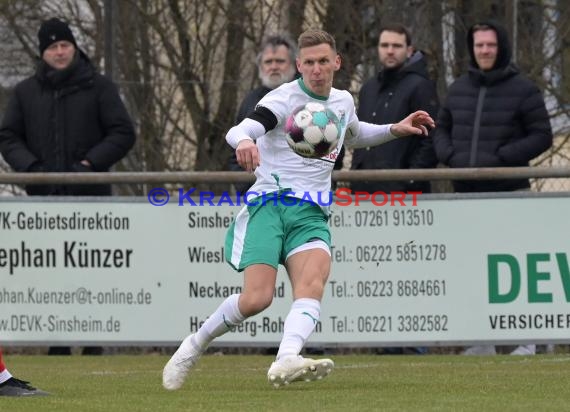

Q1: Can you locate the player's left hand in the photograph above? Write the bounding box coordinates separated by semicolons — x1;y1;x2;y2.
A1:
390;111;435;137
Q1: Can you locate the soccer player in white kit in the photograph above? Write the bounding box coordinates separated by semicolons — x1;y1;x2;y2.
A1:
163;29;434;389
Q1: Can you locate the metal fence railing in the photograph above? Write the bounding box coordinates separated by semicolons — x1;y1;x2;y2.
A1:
0;167;569;184
1;167;570;197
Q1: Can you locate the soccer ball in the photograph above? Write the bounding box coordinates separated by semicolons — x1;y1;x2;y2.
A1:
285;102;341;159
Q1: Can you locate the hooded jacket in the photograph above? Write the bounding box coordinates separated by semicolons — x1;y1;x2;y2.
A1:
0;49;136;196
433;20;552;192
351;51;439;193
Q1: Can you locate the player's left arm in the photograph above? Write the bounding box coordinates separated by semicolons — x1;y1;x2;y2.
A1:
391;111;435;137
345;111;435;149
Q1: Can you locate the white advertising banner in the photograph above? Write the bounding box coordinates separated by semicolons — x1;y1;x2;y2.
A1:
1;194;569;346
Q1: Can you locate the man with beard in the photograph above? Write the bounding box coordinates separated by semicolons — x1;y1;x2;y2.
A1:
228;34;298;193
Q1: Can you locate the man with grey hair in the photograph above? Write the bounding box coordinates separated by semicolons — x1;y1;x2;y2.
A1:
228;34;297;191
237;34;297;123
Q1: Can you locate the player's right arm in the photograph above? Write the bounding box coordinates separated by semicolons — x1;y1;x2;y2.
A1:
226;106;278;172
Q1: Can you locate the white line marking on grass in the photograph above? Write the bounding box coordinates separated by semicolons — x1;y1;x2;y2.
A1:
337;363;384;370
89;370;164;376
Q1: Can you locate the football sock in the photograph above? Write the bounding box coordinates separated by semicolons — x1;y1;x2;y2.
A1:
276;298;320;360
0;369;10;385
193;294;245;350
0;350;11;384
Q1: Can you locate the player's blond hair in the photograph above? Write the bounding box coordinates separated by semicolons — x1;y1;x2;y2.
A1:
297;29;336;52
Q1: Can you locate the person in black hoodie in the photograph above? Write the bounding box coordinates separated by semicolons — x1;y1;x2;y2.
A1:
351;23;438;194
0;17;136;197
433;20;552;192
435;20;552;356
0;18;136;356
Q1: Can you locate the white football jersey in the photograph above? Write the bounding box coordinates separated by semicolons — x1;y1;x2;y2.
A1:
246;78;359;209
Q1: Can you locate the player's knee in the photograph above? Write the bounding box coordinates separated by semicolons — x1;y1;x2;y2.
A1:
310;271;329;291
239;293;273;316
295;277;327;300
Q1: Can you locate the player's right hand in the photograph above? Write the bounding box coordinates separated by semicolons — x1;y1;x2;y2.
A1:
236;139;260;172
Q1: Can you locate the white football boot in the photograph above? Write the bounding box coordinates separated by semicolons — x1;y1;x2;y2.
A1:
267;355;334;388
162;334;203;390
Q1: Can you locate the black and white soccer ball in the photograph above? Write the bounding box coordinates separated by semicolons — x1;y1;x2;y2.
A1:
284;102;341;159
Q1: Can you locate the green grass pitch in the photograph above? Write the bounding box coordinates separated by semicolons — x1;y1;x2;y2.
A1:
2;354;569;411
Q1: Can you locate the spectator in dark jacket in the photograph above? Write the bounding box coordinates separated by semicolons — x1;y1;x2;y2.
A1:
433;20;552;193
351;23;438;194
352;23;438;355
0;17;136;197
435;20;553;357
0;18;136;356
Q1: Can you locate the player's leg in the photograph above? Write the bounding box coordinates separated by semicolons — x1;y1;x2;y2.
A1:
277;200;332;359
162;266;278;391
191;264;278;351
163;203;282;390
279;245;331;357
267;200;334;386
267;245;334;387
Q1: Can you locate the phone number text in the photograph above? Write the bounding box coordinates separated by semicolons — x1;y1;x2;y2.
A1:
330;314;449;333
355;243;447;262
330;280;447;298
354;209;435;227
